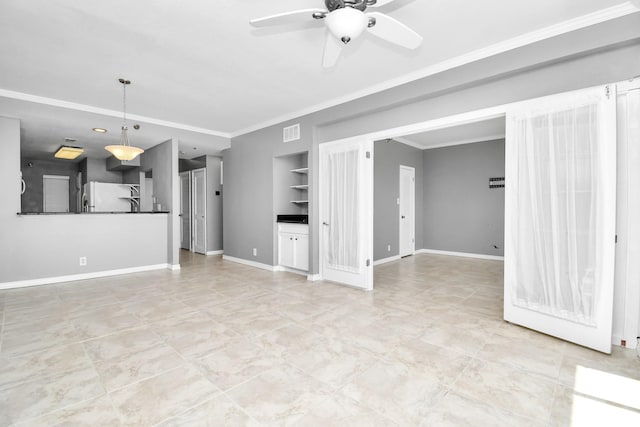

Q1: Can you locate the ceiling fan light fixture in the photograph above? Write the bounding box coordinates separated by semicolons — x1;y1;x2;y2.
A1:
105;78;144;161
325;7;368;44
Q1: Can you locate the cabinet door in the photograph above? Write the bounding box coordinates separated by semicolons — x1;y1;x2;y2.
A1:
295;234;309;271
279;233;296;268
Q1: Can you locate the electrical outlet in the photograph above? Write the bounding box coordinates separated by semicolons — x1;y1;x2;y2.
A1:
387;244;391;252
252;248;257;257
79;256;87;266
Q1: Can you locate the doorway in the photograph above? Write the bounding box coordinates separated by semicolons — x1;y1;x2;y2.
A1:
179;168;207;255
326;80;639;352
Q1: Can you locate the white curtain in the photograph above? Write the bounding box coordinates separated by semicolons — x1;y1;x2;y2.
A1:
510;94;612;326
327;148;360;272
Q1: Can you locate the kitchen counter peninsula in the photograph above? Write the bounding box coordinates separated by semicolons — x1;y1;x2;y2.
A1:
17;211;170;215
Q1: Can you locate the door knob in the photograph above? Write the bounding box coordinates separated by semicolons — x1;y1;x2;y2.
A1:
323;222;330;226
401;216;405;219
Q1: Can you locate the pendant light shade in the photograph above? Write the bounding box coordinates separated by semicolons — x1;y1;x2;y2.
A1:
105;78;144;161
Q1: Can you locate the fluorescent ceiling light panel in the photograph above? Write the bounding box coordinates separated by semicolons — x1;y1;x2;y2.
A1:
54;145;84;159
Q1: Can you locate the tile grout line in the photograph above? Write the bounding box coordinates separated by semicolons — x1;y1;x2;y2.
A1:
8;342;110;426
77;311;127;426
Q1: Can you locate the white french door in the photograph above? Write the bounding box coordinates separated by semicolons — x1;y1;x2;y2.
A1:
399;165;415;257
504;84;617;353
320;138;374;290
192;168;207;255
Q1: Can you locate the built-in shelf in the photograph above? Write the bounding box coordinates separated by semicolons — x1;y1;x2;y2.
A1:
290;184;309;190
290;167;308;174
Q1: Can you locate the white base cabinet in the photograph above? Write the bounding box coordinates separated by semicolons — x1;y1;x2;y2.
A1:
278;223;309;271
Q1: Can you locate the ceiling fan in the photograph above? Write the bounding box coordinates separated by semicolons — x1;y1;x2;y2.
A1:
250;0;423;67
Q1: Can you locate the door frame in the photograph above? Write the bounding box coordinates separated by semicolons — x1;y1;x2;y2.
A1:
399;165;416;257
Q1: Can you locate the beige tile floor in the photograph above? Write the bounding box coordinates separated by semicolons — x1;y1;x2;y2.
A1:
1;252;639;426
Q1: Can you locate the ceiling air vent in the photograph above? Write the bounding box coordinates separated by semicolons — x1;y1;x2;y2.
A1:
283;124;300;143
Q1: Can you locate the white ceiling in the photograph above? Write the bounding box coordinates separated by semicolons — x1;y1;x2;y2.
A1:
0;0;637;159
396;117;506;150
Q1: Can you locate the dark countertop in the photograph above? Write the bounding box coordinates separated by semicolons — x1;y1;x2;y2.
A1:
17;211;170;215
276;214;308;224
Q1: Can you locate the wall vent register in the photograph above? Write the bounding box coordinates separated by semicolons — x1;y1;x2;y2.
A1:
283;124;301;142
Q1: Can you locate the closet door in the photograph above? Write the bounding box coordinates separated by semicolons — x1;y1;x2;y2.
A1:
504;85;617;353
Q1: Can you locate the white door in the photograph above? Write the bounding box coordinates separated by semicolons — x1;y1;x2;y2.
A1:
399;165;415;257
504;85;617;353
192;168;207;255
43;175;69;212
320;138;374;290
179;171;191;250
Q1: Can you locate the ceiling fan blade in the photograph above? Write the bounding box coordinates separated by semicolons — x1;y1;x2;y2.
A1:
368;0;398;7
250;9;326;27
322;33;343;68
366;12;423;49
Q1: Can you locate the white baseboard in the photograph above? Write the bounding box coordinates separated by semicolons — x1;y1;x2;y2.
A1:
373;255;401;266
0;264;171;290
417;249;504;261
274;265;308;276
222;255;277;272
206;250;223;256
307;274;321;281
167;264;181;271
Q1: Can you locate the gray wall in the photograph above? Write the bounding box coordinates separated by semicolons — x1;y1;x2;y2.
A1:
423;139;505;256
224;116;315;270
140;139;180;267
82;157;123;184
315;16;640;143
373;140;424;261
20;158;80;213
0;116;169;286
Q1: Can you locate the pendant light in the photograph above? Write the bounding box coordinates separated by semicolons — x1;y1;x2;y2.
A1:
105;78;144;161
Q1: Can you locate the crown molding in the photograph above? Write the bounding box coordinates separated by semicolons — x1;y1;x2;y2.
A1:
0;89;231;139
392;137;424;150
230;2;640;138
